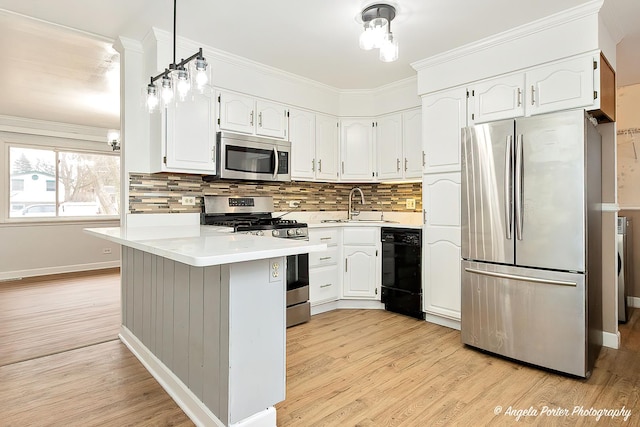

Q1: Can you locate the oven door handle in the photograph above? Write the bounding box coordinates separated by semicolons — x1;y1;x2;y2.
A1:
273;146;279;179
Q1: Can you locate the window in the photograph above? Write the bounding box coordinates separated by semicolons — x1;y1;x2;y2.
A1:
9;146;120;219
11;178;24;191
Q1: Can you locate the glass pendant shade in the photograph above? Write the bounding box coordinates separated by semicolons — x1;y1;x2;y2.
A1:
176;67;191;100
194;57;209;90
379;33;399;62
161;75;174;104
146;84;159;111
369;18;388;49
359;24;374;50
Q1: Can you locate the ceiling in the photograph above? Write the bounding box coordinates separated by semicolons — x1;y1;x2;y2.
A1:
0;0;638;130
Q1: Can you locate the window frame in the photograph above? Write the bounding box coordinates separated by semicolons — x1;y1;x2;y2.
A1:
2;132;121;224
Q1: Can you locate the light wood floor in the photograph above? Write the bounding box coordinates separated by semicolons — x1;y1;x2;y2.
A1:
2;270;639;426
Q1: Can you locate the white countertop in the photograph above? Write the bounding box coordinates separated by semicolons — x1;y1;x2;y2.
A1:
85;225;327;267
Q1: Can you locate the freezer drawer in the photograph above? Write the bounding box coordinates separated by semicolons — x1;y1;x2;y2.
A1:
461;260;590;377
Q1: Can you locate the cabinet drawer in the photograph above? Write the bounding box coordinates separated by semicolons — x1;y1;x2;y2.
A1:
310;266;340;305
310;228;339;246
343;227;379;245
309;247;339;268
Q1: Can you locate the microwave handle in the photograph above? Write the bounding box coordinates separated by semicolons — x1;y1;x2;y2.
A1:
273;146;279;179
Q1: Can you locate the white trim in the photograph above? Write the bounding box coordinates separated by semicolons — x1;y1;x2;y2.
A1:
336;299;384;310
230;407;276;427
411;0;603;72
119;326;226;427
602;330;620;349
619;206;640;211
0;260;120;281
425;313;461;331
310;300;340;316
0;115;112;142
628;296;640;308
601;203;620;212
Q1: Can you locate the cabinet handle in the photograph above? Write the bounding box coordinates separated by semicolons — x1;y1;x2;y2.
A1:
258;112;263;127
530;86;535;106
517;88;522;107
320;283;332;288
345;259;348;272
318;159;322;172
312;159;316;172
250;111;254;126
422;151;426;167
423;209;427;224
341;161;345;174
320;237;332;241
396;158;400;172
319;256;332;261
404;158;408;172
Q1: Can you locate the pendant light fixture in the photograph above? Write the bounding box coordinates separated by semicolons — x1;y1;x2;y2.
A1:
145;0;209;111
358;3;398;62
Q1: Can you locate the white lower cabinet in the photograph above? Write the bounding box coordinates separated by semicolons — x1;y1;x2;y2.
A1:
342;227;380;300
422;173;461;321
309;228;341;306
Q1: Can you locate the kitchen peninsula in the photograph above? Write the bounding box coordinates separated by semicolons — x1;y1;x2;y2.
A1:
85;223;326;427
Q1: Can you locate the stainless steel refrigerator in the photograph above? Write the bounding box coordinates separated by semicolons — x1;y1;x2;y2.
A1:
460;109;602;378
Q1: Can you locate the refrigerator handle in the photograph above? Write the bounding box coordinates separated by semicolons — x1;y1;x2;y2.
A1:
505;135;513;240
515;134;524;240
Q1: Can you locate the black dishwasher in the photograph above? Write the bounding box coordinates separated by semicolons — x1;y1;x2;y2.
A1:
381;227;424;320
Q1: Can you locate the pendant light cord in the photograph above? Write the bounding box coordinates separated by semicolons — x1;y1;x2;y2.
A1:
173;0;177;66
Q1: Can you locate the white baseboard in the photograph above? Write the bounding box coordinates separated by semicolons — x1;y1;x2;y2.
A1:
311;301;339;316
0;260;120;281
119;326;225;427
627;296;640;308
231;407;276;427
602;331;620;349
337;299;384;310
424;313;461;330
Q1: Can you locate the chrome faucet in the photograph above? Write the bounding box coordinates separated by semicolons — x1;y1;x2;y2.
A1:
348;187;365;220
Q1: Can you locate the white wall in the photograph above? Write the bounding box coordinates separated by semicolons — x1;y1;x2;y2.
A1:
0;117;121;280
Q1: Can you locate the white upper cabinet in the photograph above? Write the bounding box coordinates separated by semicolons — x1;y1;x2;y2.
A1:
289;109;316;180
468;53;597;124
157;90;216;174
526;54;595;116
256;100;288;139
315;114;340;181
218;92;255;134
422;87;467;174
376;113;403;181
218;91;288;139
468;74;525;124
340;119;375;182
402;108;423;179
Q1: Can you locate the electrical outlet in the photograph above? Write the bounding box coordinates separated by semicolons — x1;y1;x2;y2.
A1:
103;248;112;254
270;259;280;283
181;196;196;206
406;198;416;210
289;200;300;208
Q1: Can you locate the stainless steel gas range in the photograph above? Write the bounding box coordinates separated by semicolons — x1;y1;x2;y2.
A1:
201;195;310;327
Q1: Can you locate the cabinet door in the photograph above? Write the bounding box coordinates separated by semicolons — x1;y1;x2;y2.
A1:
526;55;595;116
340;119;375;181
402;108;422;179
422;173;461;320
469;73;525;124
164;90;216;173
289;109;316;180
422;87;467;174
343;245;379;299
315;114;340;181
376;114;403;180
309;265;340;305
218;92;255;134
256;100;288;139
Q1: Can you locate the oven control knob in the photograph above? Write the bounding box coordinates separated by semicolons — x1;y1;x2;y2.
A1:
295;229;304;235
272;230;279;237
256;230;264;236
287;229;295;236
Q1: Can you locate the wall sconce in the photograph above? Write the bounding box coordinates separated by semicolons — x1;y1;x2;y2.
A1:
107;130;120;151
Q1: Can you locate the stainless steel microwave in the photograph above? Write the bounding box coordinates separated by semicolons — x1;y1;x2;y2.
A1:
212;132;291;182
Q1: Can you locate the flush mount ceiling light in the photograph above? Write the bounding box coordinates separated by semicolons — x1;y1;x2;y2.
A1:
145;0;209;112
358;3;398;62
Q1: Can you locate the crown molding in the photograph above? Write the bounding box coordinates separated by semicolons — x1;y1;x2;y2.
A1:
411;0;603;72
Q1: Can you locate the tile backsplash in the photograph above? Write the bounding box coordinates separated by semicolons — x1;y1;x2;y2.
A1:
129;173;422;214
